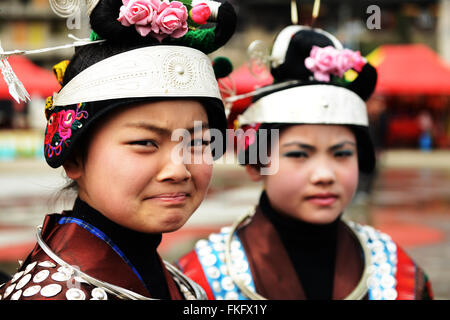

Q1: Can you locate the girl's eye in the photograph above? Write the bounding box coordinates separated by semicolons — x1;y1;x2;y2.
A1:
282;151;308;158
334;150;354;158
129;140;158;148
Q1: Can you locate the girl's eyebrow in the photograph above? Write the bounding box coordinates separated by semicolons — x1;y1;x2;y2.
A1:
281;142;315;151
281;140;356;151
124;122;209;135
329;141;356;151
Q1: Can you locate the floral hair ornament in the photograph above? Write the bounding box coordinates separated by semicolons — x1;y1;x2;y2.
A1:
304;45;366;82
117;0;217;41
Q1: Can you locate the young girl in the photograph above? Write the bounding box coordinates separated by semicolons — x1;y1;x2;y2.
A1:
0;0;236;300
178;25;433;300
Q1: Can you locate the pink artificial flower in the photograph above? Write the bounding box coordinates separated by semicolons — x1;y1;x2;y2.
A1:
151;1;188;42
351;50;366;72
117;0;158;37
304;45;338;82
334;49;356;77
58;110;76;141
190;3;211;25
305;45;367;82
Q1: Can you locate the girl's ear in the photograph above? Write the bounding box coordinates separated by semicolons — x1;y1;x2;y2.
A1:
62;156;83;181
245;165;263;182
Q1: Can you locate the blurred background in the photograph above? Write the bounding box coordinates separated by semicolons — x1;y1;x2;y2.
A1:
0;0;449;299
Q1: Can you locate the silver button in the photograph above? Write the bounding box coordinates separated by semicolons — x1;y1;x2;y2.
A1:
230;249;244;261
4;284;16;298
235;260;249;273
366;275;379;289
371;288;382;300
10;290;22;300
51;272;71;282
91;288;108;300
23;285;41;297
237;273;252;286
209;233;223;243
211;281;222;293
58;266;74;277
379;263;392;275
66;288;86;300
221;276;235;291
195;239;209;249
197;246;212;257
10;271;24;284
201;254;217;267
382;288;398;300
225;291;239;300
16;273;32;290
220;226;231;234
23;262;37;275
380;274;396;289
206;266;220;279
231;240;241;250
40;284;62;298
33;270;50;283
212;242;225;252
38;261;56;268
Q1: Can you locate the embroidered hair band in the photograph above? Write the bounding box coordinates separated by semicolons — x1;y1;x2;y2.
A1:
52;45;221;107
237;85;368;127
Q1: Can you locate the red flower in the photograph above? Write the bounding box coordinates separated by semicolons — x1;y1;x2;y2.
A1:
45;112;61;145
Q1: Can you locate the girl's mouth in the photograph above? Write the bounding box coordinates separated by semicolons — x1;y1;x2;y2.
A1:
305;193;338;206
147;193;190;204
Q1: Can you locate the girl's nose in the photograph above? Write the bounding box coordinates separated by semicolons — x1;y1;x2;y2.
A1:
309;161;336;186
156;155;192;183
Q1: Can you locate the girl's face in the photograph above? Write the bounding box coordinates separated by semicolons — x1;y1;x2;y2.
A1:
65;100;213;233
247;125;359;224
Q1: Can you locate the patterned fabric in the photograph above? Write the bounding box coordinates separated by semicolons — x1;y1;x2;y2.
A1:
44;102;88;160
193;227;256;300
58;217;145;285
179;220;433;300
0;213;184;300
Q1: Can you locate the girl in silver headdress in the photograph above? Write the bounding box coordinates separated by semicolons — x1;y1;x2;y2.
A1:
178;23;433;300
0;0;236;300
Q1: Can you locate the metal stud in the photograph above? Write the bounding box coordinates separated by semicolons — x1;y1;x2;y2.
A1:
38;261;56;268
382;288;398;300
33;270;50;283
201;254;217;267
221;276;235;291
91;288;108;300
23;262;37;275
206;266;220;279
10;271;24;284
58;266;74;276
10;290;22;300
51;272;71;282
66;288;86;300
23;285;41;297
3;284;16;298
225;291;239;300
15;273;32;290
40;283;62;298
211;280;222;293
195;239;209;249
